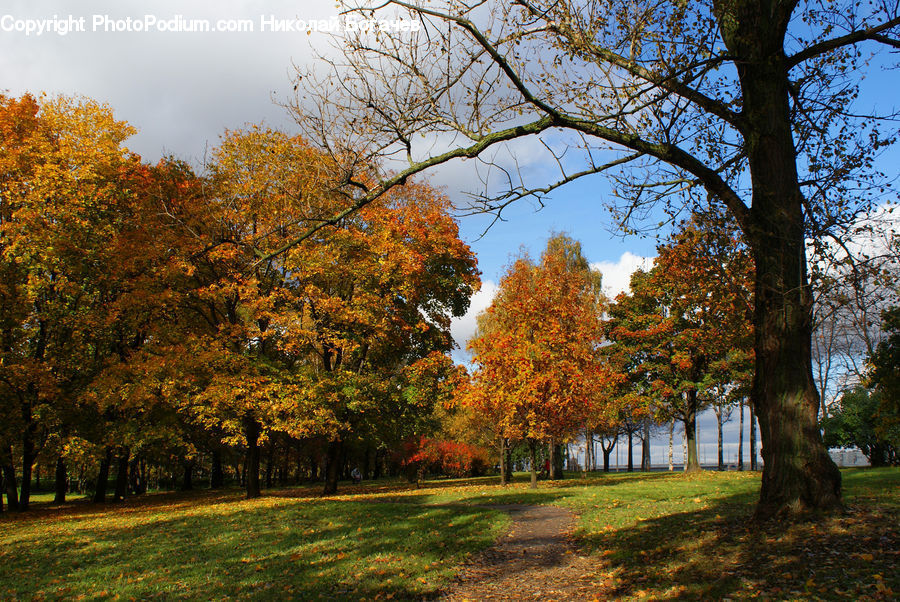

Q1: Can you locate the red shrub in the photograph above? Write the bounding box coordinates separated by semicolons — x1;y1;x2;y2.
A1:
399;436;491;478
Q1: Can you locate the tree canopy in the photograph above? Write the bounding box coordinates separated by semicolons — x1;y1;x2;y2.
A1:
289;0;900;516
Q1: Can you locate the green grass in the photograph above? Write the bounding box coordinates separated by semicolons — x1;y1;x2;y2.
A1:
0;489;508;600
22;492;88;504
1;468;897;600
339;468;899;600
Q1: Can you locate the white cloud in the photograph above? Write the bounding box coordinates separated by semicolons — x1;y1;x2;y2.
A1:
1;0;343;164
591;251;655;299
450;279;498;362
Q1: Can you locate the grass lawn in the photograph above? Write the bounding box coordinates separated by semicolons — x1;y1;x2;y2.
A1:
0;489;508;600
1;468;897;600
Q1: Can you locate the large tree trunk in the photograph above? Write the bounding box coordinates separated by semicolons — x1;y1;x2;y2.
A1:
751;222;842;516
55;456;67;503
210;449;224;489
92;447;113;503
244;417;262;499
719;2;842;517
113;449;129;502
322;439;342;495
683;391;701;472
2;446;19;511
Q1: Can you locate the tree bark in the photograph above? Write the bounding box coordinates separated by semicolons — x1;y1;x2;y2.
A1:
210;449;224;489
668;420;674;471
738;401;745;471
719;4;842;516
584;431;593;472
716;404;725;471
181;458;194;491
626;430;634;472
92;447;113;503
309;452;319;481
113;449;129;502
550;441;564;479
264;443;274;489
322;439;342;495
499;437;510;485
362;446;372;481
601;437;615;473
19;421;36;510
2;446;19;511
750;403;758;471
244;417;262;499
54;456;67;503
641;420;651;471
683;391;701;472
528;439;538;488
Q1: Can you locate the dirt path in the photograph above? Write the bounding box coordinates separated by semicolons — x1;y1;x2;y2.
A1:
442;504;600;601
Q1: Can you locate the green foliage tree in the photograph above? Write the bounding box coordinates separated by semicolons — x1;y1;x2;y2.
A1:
821;387;898;466
867;305;900;456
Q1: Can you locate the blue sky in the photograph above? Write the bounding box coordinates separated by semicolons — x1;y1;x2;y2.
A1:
4;0;895;459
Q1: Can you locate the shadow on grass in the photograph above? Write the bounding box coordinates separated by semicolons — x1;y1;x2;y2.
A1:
5;469;895;600
578;480;899;600
0;496;508;600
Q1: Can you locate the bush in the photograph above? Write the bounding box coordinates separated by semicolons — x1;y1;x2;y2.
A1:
398;437;491;479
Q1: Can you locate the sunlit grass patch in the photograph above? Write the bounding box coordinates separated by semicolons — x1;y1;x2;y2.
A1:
0;490;507;600
404;467;899;600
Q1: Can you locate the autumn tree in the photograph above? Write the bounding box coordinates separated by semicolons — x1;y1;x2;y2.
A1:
466;234;608;487
0;93;163;509
166;127;480;496
291;0;900;516
604;211;754;471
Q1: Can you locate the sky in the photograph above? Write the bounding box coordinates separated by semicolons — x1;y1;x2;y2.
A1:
3;0;894;463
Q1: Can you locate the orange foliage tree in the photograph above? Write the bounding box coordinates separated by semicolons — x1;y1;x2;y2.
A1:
0;93;180;508
604;210;754;471
160;127;481;496
465;234;611;487
1;97;480;507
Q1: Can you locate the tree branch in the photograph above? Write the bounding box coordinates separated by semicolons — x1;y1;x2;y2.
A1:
787;16;900;68
254;115;557;264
